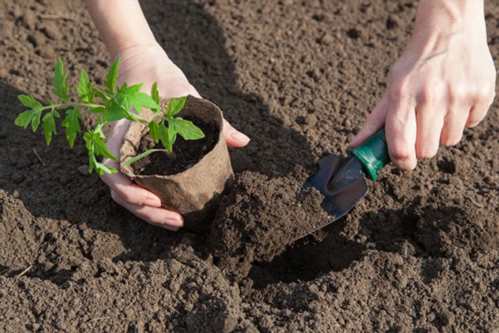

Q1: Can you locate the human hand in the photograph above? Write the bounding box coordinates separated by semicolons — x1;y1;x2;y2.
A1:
100;43;250;230
351;0;496;170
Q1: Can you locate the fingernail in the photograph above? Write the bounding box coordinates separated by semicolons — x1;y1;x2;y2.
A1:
231;131;250;145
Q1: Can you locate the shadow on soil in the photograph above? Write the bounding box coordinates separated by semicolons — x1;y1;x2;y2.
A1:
249;205;467;288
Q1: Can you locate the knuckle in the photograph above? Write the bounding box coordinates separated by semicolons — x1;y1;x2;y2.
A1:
390;146;412;162
449;84;469;101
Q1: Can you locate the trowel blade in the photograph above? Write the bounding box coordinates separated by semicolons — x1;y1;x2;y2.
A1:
300;154;368;238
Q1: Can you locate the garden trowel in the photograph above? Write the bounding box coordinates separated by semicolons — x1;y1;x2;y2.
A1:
300;129;390;238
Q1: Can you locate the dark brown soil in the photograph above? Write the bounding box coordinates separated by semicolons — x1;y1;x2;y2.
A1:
134;117;219;176
0;0;498;332
209;169;331;281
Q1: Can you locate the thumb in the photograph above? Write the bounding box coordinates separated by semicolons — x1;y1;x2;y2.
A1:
350;94;388;147
223;119;250;148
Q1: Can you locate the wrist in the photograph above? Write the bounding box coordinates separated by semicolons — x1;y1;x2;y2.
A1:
414;0;485;34
404;0;487;57
85;0;158;58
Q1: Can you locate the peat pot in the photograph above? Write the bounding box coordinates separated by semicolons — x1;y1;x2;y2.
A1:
120;96;234;228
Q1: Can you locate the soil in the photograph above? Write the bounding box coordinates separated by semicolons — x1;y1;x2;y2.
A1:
134;117;219;176
0;0;498;332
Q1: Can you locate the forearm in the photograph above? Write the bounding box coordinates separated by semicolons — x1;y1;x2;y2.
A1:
85;0;157;57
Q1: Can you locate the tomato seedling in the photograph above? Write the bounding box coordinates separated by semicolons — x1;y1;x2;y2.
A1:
15;58;205;175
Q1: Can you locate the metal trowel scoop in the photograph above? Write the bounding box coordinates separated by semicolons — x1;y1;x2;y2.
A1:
301;129;390;237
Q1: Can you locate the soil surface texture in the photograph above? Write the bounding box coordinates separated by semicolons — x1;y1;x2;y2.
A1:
135;117;219;176
0;0;498;332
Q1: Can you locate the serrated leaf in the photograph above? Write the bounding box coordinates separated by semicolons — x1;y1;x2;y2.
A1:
151;82;160;110
128;92;159;113
31;109;42;132
102;100;129;122
166;96;187;118
62;108;80;148
42;111;57;145
93;126;117;161
83;129;117;175
149;121;161;143
77;70;93;102
54;58;69;102
122;149;168;168
18;95;42;109
173;117;205;140
122;83;142;95
105;58;120;93
15;111;35;129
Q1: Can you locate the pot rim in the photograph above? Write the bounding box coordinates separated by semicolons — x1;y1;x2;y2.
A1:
120;96;225;180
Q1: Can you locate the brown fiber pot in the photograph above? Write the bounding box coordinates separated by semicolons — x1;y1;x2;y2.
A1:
120;96;234;227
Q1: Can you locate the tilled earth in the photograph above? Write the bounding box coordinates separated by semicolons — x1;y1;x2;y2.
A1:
0;0;498;332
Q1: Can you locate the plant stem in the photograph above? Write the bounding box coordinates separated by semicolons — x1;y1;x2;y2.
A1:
41;102;104;111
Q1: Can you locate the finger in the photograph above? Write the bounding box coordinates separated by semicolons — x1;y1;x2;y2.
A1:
385;94;417;170
351;94;389;147
223;119;250;148
415;101;446;159
440;102;470;146
466;92;495;128
111;191;183;231
101;171;162;207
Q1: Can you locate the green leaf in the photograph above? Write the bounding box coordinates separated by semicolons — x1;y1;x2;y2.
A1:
167;122;177;150
83;128;118;175
102;100;129;122
18;95;42;109
149;121;161;143
93;126;117;161
94;161;117;176
15;111;35;129
122;149;168;168
121;83;142;95
54;58;69;102
166;96;187;118
31;109;42;132
62;108;80;148
172;117;205;140
77;70;93;102
105;58;120;93
151;82;160;110
42;111;57;145
158;123;173;153
128;92;159;113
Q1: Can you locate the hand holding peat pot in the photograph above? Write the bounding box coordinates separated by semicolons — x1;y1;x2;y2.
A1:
98;44;249;231
14;56;249;231
84;0;249;229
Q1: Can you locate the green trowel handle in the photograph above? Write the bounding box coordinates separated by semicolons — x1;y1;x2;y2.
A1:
351;129;390;181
